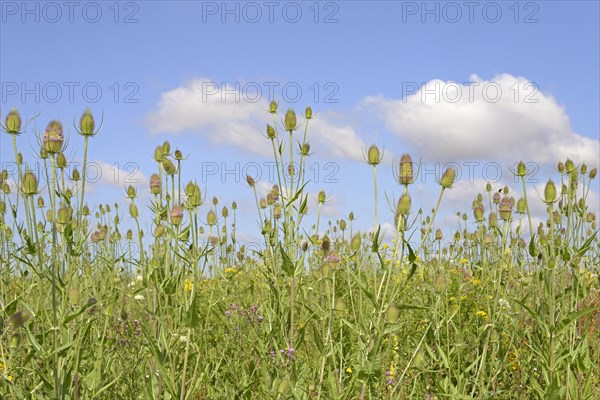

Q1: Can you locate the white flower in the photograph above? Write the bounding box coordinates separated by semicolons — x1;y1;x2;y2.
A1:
499;298;510;309
136;275;143;282
134;294;145;301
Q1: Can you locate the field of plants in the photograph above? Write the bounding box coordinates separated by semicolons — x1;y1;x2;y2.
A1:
0;105;598;399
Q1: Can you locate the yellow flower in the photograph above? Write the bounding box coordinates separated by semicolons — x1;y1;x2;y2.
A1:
460;258;469;264
469;277;481;285
184;279;193;292
345;367;352;373
224;267;239;275
382;243;390;250
475;310;488;320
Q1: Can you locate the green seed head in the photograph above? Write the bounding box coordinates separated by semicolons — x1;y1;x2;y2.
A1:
397;193;411;215
273;205;282;219
516;161;527;177
348;211;355;221
174;149;183;160
16;152;22;165
79;108;96;136
516;198;526;214
207;210;217;226
318;190;326;204
367;145;382;166
154;146;164;162
557;161;565;173
589;168;597;179
162;140;171;155
259;198;267;209
486;182;492;192
43;120;64;153
488;212;497;228
126;185;137;199
162;159;176;175
399;153;414;185
350;233;361;251
581;163;587;174
22;171;38;196
435;229;443;241
269;100;278;114
4;108;22;134
56;152;67;169
129;203;139;218
72;168;80;181
473;205;485;222
305;106;313;119
3;183;11;194
386;304;400;323
154;224;165;238
284;108;297;132
57;206;72;225
493;192;500;204
440;167;456;189
222;206;229;218
339;219;347;231
301;142;310;156
565;158;575;173
499;197;513;221
544;179;557;203
266;124;276;139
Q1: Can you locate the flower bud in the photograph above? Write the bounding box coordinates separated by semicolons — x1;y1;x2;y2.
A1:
565;159;575;173
366;145;381;166
4;108;22;134
162;159;176;175
284;108;297;132
162;140;171;155
126;185;136;199
16;152;22;165
79;108;95;136
516;161;527;177
273;205;282;219
301;142;310;156
581;163;587;174
222;206;229;218
22;171;38;196
440;167;456;189
56;152;67;169
486;182;492;192
259;198;267;209
318;190;326;204
473;205;485;222
37;197;44;208
350;233;361;251
489;212;497;228
174;149;183;160
349;212;355;221
207;210;217;226
435;229;443;241
339;219;347;231
129;203;139;218
516;198;526;214
154;146;164;162
590;168;598;179
269;101;278;114
72;168;80;181
557;161;565;173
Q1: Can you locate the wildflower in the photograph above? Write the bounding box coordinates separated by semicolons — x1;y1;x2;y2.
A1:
134;294;145;301
345;367;352;373
475;310;488;320
499;299;510;309
184;279;193;292
469;277;481;286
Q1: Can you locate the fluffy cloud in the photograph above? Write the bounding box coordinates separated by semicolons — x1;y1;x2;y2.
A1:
361;74;599;167
146;78;368;161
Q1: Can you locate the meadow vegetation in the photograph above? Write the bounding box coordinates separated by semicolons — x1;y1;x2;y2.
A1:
0;104;598;399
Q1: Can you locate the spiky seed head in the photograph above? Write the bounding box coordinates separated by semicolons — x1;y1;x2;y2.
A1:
435;229;443;241
499;197;513;221
129;203;139;218
3;183;11;194
544;179;557;203
589;168;597;179
267;192;274;205
174;149;183;160
565;159;575;173
440;167;456;189
321;235;331;255
301;142;310;156
246;175;255;187
284;108;297;132
305;106;313;119
581;163;587;174
4;108;22;134
16;152;22;165
340;219;347;231
266;124;276;139
207;210;217;226
57;206;72;225
222;206;229;218
557;161;565;173
586;212;596;223
154;224;165;238
273;205;282;219
287;163;295;176
83;205;89;216
154;146;164;162
269;100;278;114
149;173;161;195
0;200;8;213
259;198;267;209
493;192;500;204
301;241;309;252
486;182;492;192
56;152;67;169
231;201;237;210
399;153;414;184
22;171;38;196
516;198;526;214
43;120;64;153
473;205;485;222
79;108;95;136
162;140;171;155
72;168;80;181
318;190;326;204
126;229;133;241
367;145;381;166
397;193;411;215
348;211;355;221
126;185;136;199
516;161;527;177
350;233;361;251
162;159;176;175
488;212;497;228
170;205;184;225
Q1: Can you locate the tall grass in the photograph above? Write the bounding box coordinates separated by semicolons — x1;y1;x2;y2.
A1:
0;105;598;399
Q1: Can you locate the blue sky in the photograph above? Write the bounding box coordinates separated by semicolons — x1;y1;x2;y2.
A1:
1;0;599;244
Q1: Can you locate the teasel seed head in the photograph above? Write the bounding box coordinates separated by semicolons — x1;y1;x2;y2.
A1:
207;210;217;226
499;197;513;221
259;198;267;209
287;163;295;176
301;142;310;156
269;100;278;114
222;206;229;218
516;161;527;177
321;235;331;255
386;304;400;323
397;193;411;215
246;175;256;187
57;205;73;226
348;211;355;221
440;167;456;189
16;152;22;165
435;228;443;241
266;124;276;139
43;120;64;153
557;161;565;173
305;106;313;119
486;182;492;192
149;173;161;195
284;108;297;132
473;205;485;222
153;146;164;162
273;205;282;219
126;185;137;199
493;192;500;204
516;198;526;214
366;144;382;166
162;158;176;176
544;179;557;204
318;190;326;204
589;168;597;179
72;168;80;181
581;163;587;174
174;149;183;160
4;108;22;134
129;203;139;218
161;140;171;155
170;204;184;225
339;219;347;231
488;212;497;228
79;108;96;136
22;171;39;196
398;153;414;185
565;158;575;173
231;201;237;210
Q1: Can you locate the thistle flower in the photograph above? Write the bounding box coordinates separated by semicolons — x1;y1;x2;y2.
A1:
246;175;256;187
43;120;64;153
149;173;161;195
4;108;22;134
170;204;184;225
79;108;96;136
499;197;513;221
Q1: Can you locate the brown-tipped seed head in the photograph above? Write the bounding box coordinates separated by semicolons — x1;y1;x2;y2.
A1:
399;153;414;185
170;205;184;225
367;145;382;166
435;228;443;241
284;108;297;132
5;108;22;134
79;108;95;136
43;120;64;153
499;197;513;221
149;173;161;195
22;171;38;196
590;168;598;179
162;159;176;175
246;175;255;187
544;179;557;203
440;167;456;189
397;193;411;215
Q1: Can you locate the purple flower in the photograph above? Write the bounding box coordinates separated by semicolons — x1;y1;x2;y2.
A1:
385;371;391;376
257;315;264;322
225;310;231;318
387;379;393;385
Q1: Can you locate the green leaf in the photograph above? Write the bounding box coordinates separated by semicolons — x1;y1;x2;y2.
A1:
577;229;599;256
279;243;294;277
529;234;538;257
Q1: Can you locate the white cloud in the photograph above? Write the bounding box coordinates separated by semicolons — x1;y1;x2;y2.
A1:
146;78;368;161
360;73;600;167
